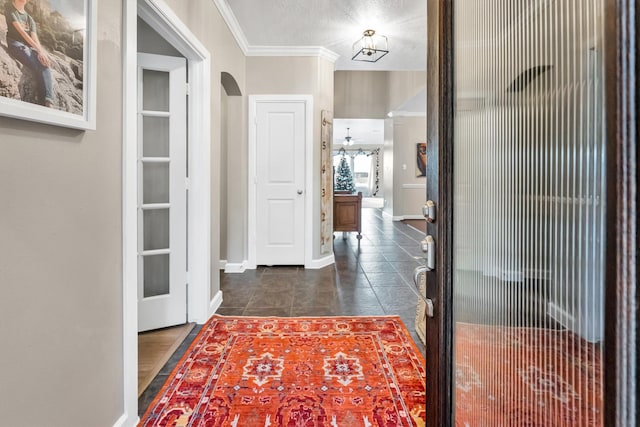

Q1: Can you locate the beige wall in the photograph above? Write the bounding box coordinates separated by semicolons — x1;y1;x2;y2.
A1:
334;71;389;118
393;117;427;217
387;71;428;112
0;1;124;426
222;90;246;265
246;56;334;260
138;17;182;57
162;0;247;296
0;0;249;424
334;70;426;118
383;119;395;216
220;88;229;260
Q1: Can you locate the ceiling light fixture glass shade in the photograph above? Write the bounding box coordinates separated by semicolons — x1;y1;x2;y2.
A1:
343;127;354;146
352;29;389;62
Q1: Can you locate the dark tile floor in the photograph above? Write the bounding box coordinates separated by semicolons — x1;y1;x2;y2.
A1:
139;208;427;417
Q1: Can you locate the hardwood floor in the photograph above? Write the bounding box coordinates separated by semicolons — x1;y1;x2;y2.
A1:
138;323;195;397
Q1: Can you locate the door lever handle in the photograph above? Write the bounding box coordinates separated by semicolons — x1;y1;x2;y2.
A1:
413;265;428;288
413;265;434;318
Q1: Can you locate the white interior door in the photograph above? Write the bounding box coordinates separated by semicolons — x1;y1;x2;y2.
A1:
256;101;306;265
137;53;187;332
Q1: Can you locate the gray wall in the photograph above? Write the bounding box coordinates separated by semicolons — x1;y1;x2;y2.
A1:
0;1;124;426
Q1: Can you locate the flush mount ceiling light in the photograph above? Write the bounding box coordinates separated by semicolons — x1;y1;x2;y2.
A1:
343;127;355;146
352;29;389;62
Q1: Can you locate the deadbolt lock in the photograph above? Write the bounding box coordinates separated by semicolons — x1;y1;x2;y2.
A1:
423;200;436;223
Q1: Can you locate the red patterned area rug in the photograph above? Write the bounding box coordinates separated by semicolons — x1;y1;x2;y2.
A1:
140;316;426;426
455;323;603;426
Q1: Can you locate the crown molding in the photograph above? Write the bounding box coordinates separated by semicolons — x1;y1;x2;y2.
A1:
246;46;340;63
213;0;249;54
213;0;339;63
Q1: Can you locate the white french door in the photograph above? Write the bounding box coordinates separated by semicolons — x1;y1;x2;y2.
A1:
255;101;306;265
137;53;187;332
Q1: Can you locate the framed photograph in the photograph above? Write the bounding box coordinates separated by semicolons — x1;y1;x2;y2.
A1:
0;0;96;130
416;142;426;177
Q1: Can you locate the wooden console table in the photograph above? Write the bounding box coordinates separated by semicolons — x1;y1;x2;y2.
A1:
333;191;362;239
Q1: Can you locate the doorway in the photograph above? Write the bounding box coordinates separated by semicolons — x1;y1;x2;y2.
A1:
122;0;212;421
247;95;314;269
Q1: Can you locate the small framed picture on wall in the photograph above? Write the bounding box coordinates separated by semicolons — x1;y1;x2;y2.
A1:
416;142;426;177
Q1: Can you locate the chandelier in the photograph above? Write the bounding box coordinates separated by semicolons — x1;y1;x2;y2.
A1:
343;127;354;146
352;29;389;62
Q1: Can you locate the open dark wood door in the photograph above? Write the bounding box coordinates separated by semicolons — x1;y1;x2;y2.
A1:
424;1;454;426
424;0;637;426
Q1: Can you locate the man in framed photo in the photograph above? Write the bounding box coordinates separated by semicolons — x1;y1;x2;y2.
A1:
4;0;53;107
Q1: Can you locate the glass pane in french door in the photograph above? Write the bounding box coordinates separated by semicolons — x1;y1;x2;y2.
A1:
452;0;605;425
142;69;170;111
141;66;172;300
143;209;169;251
143;162;170;204
143;116;170;157
143;254;170;298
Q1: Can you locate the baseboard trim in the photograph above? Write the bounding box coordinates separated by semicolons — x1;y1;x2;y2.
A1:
548;301;602;343
305;254;335;269
112;413;138;427
547;302;575;332
208;290;223;320
387;214;425;221
224;261;249;273
219;260;227;270
402;214;424;220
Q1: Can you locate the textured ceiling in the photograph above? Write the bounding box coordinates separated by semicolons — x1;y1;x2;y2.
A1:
224;0;427;71
333;119;385;147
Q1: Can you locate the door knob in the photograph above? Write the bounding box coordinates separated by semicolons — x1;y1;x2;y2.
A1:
297;189;303;195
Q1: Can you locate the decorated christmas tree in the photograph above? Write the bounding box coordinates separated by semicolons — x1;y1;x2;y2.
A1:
335;156;355;193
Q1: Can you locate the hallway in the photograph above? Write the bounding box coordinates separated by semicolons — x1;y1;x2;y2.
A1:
139;207;427;415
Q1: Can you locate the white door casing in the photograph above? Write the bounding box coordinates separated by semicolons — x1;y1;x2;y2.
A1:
256;101;306;265
122;1;212;424
137;52;187;332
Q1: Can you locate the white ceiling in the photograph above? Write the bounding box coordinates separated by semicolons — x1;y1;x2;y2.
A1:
221;0;427;71
333;119;385;147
